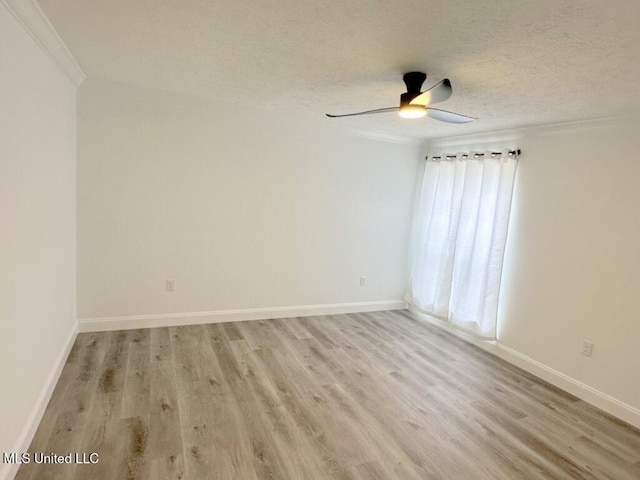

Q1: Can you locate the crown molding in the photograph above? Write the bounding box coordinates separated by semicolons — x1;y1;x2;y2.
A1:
426;116;626;152
2;0;86;87
347;128;423;147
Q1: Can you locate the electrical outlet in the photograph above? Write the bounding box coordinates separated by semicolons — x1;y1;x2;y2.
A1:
360;276;367;287
166;279;176;292
581;340;593;357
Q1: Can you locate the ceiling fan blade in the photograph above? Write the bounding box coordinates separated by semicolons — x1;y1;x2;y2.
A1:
426;107;475;124
409;79;452;107
325;107;398;118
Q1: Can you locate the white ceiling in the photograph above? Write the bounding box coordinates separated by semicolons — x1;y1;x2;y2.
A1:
38;0;640;140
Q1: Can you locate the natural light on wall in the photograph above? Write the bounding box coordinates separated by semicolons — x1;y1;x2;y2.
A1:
406;150;519;339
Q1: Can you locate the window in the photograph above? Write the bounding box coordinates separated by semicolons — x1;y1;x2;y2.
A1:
407;152;518;339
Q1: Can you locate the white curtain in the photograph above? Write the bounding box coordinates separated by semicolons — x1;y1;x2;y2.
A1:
408;153;518;339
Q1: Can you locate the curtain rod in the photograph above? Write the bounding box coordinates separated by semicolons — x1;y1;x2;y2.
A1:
426;149;521;161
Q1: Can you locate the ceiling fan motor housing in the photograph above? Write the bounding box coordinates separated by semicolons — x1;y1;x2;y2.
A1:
401;72;427;107
400;91;420;108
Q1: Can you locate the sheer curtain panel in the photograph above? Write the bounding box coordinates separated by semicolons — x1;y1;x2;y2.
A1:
408;153;518;339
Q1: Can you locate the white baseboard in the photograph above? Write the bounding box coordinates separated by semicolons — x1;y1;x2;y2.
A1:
491;343;640;429
78;300;408;333
408;307;640;430
1;322;78;480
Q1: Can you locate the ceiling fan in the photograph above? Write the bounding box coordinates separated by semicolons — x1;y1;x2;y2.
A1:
326;72;475;123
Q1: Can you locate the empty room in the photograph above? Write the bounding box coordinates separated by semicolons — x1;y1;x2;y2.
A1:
2;0;640;479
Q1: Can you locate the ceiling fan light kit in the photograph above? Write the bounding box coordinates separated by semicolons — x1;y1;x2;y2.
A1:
326;72;475;124
398;105;427;119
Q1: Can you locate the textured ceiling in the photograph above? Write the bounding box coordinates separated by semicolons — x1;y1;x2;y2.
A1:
38;0;640;140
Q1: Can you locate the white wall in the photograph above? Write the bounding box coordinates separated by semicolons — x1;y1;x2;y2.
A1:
498;120;640;412
0;2;77;477
77;80;419;321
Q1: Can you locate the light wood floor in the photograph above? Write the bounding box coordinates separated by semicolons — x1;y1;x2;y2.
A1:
16;310;640;479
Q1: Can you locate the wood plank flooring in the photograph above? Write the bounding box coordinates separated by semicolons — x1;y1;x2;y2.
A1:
15;310;640;479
